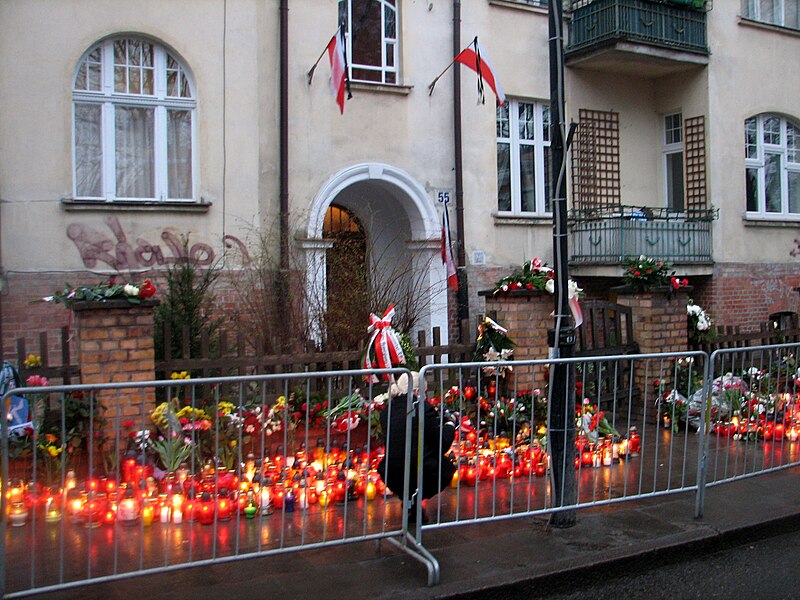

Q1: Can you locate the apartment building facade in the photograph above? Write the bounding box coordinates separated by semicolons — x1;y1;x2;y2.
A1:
0;0;798;358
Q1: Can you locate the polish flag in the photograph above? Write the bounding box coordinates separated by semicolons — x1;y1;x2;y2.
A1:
327;27;348;113
454;37;506;106
441;204;458;291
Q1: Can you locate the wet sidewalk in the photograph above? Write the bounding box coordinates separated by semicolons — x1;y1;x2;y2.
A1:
25;465;800;600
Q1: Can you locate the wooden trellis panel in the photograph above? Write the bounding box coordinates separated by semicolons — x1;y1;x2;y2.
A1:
571;109;621;212
684;115;708;218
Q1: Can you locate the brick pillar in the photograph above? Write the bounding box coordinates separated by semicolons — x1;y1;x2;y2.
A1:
481;290;553;390
72;300;158;423
612;287;691;397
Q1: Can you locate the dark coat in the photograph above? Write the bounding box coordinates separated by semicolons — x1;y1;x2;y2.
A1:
377;395;456;501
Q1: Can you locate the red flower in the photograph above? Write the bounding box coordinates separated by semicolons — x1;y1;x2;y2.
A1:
26;374;49;387
139;279;157;299
122;420;135;428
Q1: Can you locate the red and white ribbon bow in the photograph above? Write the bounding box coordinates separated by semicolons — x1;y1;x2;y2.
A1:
363;305;406;380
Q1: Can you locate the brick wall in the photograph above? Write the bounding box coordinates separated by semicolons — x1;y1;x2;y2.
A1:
3;262;799;367
698;263;800;332
1;272;74;360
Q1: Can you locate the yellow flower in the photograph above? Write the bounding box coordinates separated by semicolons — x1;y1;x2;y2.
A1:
151;402;170;426
218;401;235;416
170;371;190;380
24;354;42;368
275;396;286;408
229;440;237;448
48;446;62;457
176;406;209;421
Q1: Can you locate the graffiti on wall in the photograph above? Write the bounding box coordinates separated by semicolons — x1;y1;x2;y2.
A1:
67;216;249;271
790;239;800;258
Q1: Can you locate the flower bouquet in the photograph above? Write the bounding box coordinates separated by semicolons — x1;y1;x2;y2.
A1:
623;255;688;292
44;277;156;307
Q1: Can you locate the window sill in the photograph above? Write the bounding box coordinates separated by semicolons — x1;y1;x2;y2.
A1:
488;0;548;14
738;16;800;38
349;82;413;96
493;213;553;226
743;214;800;227
61;198;212;213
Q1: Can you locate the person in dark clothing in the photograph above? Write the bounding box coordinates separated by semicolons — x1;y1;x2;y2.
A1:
377;371;457;523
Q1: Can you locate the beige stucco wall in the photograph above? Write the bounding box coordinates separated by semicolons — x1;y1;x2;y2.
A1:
0;0;265;274
1;0;798;295
705;0;800;264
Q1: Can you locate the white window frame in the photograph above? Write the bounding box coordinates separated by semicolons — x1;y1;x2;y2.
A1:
72;37;197;202
745;114;800;219
496;99;552;216
742;0;800;29
339;0;399;85
663;112;685;213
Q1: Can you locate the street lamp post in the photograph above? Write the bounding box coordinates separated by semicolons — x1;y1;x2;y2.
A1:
547;0;577;528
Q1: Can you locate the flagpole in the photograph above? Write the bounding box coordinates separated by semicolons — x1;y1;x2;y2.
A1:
427;57;458;96
307;35;334;85
427;36;474;97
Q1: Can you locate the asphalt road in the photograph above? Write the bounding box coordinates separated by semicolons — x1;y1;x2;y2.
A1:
453;525;800;600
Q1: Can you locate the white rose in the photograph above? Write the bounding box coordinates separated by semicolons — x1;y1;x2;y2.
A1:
123;284;140;296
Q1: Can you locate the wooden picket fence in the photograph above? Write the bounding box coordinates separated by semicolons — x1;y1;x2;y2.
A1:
690;323;800;355
153;322;475;392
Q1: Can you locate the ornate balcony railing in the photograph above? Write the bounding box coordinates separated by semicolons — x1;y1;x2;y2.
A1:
567;0;709;57
569;206;717;264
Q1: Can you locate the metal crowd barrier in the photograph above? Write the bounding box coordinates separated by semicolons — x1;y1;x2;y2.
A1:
1;368;440;597
4;346;800;595
699;344;800;492
416;351;709;545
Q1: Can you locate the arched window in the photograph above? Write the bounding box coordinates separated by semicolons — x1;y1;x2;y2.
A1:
745;113;800;218
72;37;196;202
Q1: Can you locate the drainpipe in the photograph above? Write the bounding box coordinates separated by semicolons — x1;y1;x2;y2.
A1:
452;0;468;343
279;0;291;349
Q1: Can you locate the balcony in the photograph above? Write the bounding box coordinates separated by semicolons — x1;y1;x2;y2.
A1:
566;0;710;77
569;206;717;274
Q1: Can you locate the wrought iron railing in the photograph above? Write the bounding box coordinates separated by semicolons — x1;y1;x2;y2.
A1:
567;0;709;56
569;206;717;264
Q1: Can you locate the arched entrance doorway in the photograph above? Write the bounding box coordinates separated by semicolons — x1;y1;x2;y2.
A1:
303;163;449;350
323;204;369;351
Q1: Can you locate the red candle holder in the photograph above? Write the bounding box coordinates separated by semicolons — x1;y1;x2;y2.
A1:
216;489;232;521
198;492;215;525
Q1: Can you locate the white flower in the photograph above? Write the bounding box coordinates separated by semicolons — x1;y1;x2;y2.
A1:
545;279;555;294
484;348;501;362
123;284;140;296
568;280;583;298
687;304;702;316
500;348;514;360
